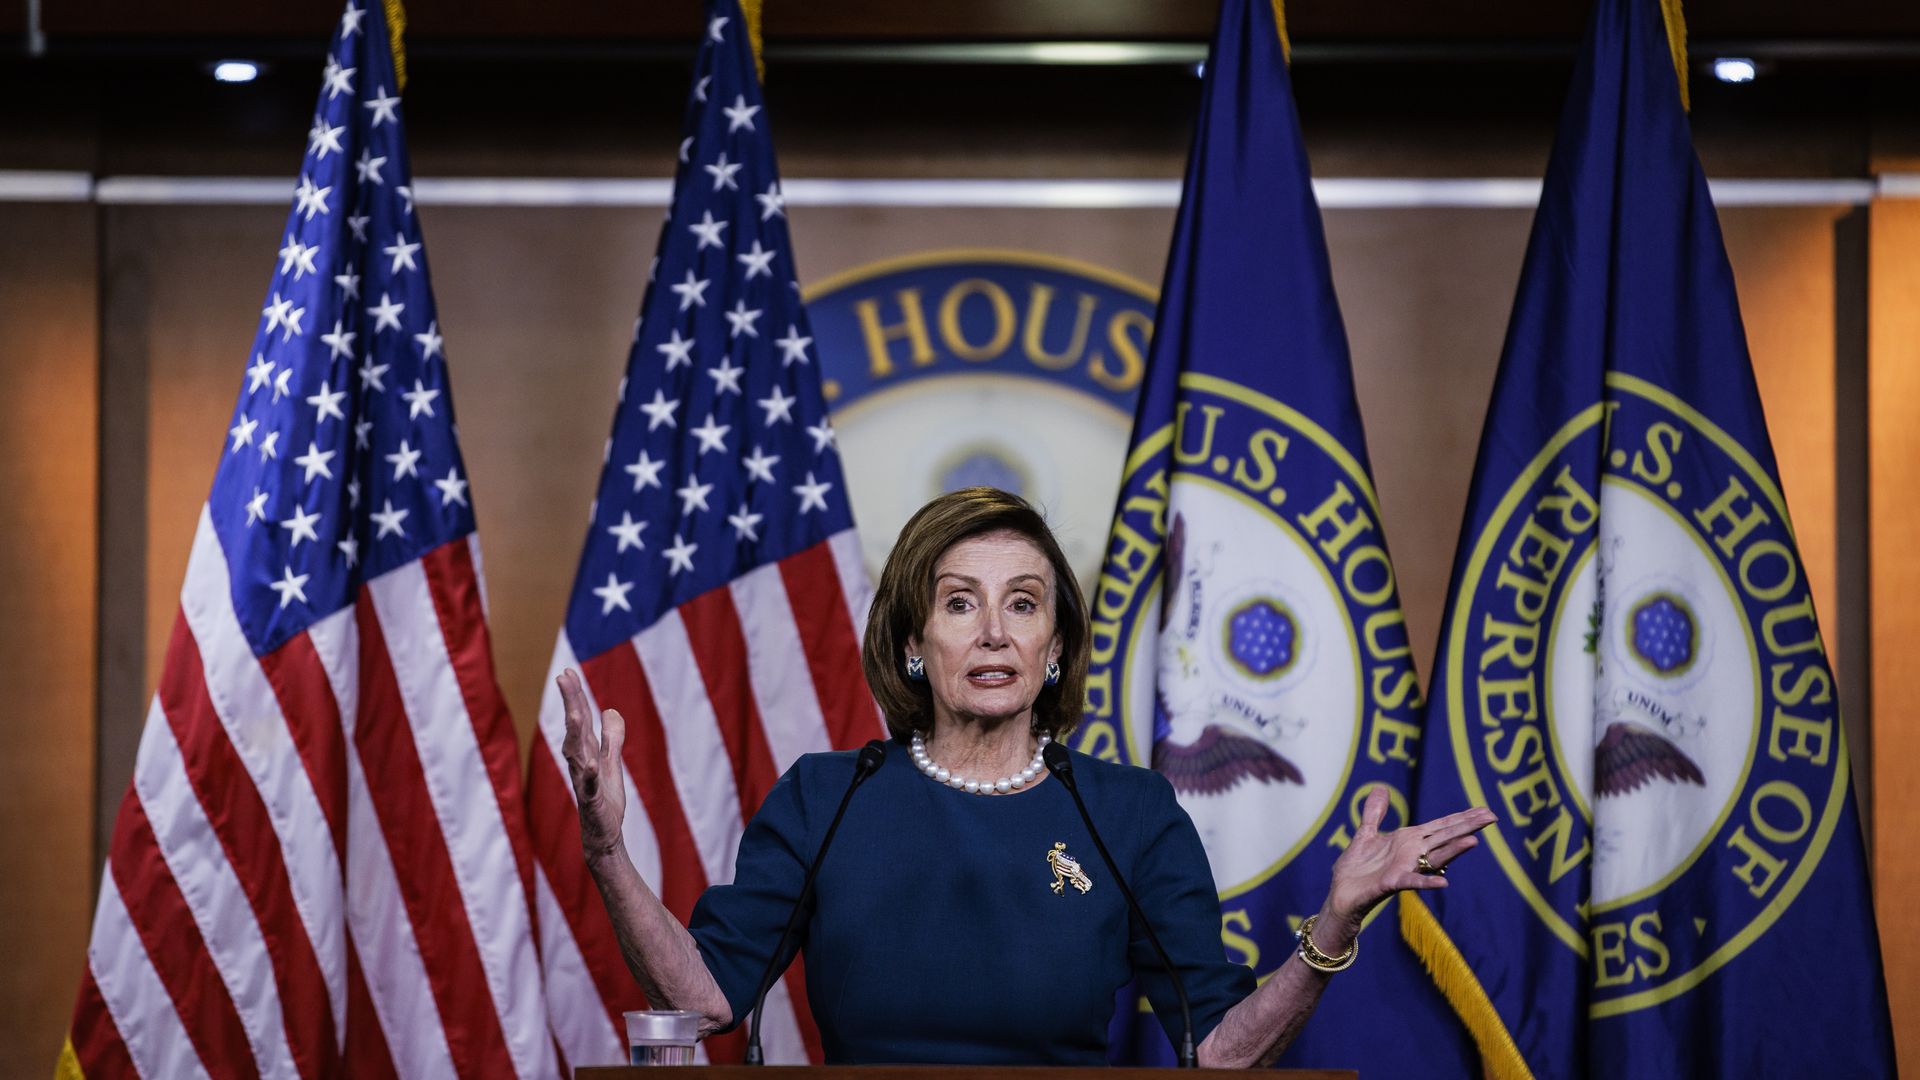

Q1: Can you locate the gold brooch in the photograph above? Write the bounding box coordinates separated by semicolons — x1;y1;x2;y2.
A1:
1048;842;1093;895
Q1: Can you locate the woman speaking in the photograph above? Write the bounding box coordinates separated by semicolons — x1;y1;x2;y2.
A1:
560;487;1495;1066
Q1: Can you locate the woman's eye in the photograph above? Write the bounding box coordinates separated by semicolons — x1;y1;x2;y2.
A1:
946;596;970;612
1011;597;1035;613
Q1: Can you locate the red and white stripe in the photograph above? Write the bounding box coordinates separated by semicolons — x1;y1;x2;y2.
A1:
67;510;558;1079
531;529;883;1069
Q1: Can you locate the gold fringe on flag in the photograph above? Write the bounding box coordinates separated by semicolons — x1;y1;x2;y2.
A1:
1398;897;1536;1080
384;0;408;92
1268;0;1292;63
741;0;767;84
53;1036;84;1080
1658;0;1689;111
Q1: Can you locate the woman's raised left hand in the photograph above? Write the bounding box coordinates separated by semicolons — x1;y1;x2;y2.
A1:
1320;786;1497;938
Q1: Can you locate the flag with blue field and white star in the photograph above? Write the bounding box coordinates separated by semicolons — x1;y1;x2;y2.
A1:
60;3;554;1077
523;0;883;1067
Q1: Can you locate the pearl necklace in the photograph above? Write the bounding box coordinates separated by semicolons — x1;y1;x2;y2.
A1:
910;730;1050;795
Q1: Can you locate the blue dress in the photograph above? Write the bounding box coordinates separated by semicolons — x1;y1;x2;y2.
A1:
689;739;1255;1064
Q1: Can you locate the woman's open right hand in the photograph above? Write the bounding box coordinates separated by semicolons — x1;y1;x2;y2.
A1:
557;668;627;863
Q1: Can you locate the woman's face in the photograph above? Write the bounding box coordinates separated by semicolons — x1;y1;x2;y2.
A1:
908;529;1063;731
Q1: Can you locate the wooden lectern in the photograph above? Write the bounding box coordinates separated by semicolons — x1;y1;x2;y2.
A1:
580;1069;1357;1079
576;1060;1359;1068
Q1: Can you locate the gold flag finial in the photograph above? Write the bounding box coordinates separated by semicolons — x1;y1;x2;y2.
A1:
1269;0;1292;63
1658;0;1690;111
383;0;408;92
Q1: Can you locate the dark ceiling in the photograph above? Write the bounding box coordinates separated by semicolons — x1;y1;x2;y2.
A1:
13;0;1920;52
4;0;1913;181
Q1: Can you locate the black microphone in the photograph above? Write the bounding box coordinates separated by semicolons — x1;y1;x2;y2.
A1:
742;738;887;1066
1043;741;1197;1068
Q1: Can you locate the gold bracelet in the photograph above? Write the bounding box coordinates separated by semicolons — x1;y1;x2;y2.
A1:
1295;914;1358;973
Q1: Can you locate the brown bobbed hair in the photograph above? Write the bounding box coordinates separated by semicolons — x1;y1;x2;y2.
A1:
861;487;1089;742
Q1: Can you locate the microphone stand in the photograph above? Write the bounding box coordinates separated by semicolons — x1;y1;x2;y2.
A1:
742;739;887;1065
1043;742;1197;1068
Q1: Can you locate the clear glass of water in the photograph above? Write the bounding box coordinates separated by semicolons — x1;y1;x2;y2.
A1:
624;1009;700;1066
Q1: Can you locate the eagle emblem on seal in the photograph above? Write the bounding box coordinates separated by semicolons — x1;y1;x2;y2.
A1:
1149;512;1306;796
1589;546;1709;799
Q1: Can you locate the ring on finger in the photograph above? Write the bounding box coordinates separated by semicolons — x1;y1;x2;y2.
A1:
1416;851;1447;876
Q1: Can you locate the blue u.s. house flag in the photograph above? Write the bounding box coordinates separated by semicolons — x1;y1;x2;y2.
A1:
1402;0;1896;1075
1073;0;1473;1072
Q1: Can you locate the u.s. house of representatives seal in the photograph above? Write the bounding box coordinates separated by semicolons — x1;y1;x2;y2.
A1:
1080;372;1425;923
804;250;1156;589
1452;371;1850;1015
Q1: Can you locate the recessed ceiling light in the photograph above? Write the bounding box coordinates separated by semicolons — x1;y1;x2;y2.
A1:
1711;57;1758;84
212;60;262;84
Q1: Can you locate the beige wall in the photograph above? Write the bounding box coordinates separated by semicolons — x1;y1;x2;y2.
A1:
121;206;668;757
104;198;1852;787
1329;207;1530;677
5;191;1899;1067
1872;198;1920;1077
0;204;100;1066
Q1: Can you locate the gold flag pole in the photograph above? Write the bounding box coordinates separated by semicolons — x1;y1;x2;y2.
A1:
383;0;408;91
1659;0;1690;111
741;0;766;83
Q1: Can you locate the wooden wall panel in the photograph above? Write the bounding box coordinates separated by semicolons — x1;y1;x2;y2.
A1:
127;205;667;752
407;206;658;744
1721;207;1843;686
0;204;99;1067
1330;205;1841;690
80;196;1862;1070
1871;197;1920;1079
132;203;1183;748
120;199;1849;760
1325;206;1530;675
135;207;290;716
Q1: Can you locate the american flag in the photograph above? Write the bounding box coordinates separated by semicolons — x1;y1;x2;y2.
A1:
60;4;555;1078
527;0;881;1068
